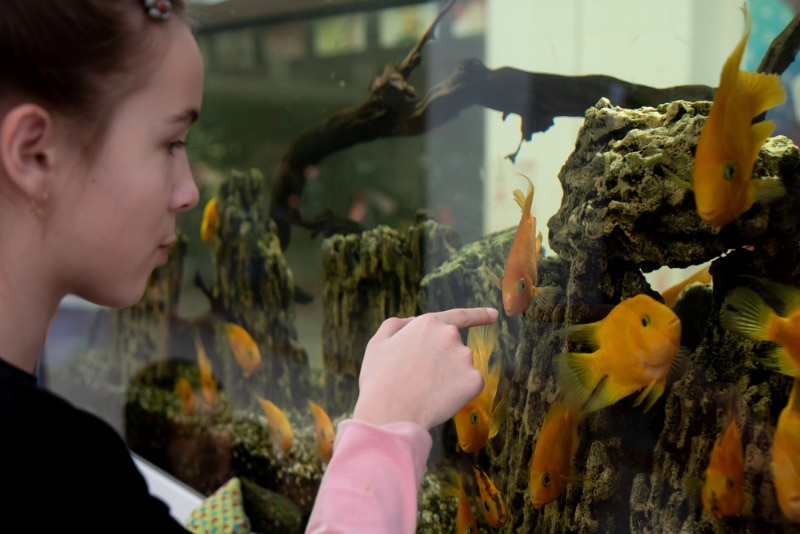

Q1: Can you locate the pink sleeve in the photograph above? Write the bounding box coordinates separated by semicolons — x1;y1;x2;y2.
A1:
305;419;433;534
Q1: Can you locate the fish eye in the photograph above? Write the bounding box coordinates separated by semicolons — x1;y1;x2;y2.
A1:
541;472;551;487
470;411;479;425
641;314;650;328
517;278;527;293
722;161;736;180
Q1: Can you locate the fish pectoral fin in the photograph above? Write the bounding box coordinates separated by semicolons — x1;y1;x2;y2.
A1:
533;286;561;308
482;265;503;290
751;176;786;205
582;375;627;414
757;346;800;377
667;347;692;384
721;286;774;341
489;397;509;440
658;164;693;191
632;379;666;412
554;352;599;410
749;120;777;162
737;70;786;119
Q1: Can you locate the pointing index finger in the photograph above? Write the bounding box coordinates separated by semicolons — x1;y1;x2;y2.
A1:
430;307;499;330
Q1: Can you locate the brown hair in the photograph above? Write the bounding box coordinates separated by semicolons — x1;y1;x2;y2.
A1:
0;0;188;149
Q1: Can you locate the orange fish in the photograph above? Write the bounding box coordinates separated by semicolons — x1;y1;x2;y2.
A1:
502;174;556;316
308;400;335;464
772;377;800;522
256;395;294;459
721;279;800;377
453;322;507;453
225;322;261;377
691;6;786;226
472;464;507;529
529;400;583;509
200;197;219;244
194;332;218;406
660;264;712;308
554;294;683;414
441;468;478;534
174;377;196;415
701;388;745;518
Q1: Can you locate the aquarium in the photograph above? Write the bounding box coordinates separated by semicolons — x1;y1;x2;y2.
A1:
42;0;800;531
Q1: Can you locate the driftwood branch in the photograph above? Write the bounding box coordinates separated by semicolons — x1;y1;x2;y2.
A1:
270;5;800;249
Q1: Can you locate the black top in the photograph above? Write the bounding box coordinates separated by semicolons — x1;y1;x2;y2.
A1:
0;357;189;532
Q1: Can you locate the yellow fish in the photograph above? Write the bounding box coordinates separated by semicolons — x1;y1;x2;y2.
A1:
660;264;712;308
701;389;745;518
453;322;507;453
174;377;196;416
256;395;294;459
529;399;583;509
440;468;478;534
472;463;508;529
194;332;218;406
772;377;800;523
691;6;786;227
200;197;219;244
225;322;261;377
501;174;560;316
721;279;800;377
554;294;683;414
308;400;335;464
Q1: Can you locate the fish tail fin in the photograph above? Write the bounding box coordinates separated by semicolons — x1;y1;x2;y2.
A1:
721;286;775;341
489;396;509;440
553;352;599;410
468;322;499;373
513;173;534;214
738;71;787;120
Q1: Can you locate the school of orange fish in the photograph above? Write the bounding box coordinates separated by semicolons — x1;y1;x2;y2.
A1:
445;5;800;529
181;5;800;529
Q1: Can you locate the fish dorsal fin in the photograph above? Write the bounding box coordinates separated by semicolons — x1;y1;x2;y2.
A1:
737;71;787;121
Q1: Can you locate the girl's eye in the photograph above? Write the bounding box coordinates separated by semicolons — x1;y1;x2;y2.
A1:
167;140;187;154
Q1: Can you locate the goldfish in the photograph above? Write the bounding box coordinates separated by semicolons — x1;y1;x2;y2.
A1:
554;294;683;414
529;399;583;509
440;468;478;534
256;395;294;459
691;6;786;227
721;279;800;377
308;400;335;463
194;332;218;406
660;264;712;308
701;388;745;518
200;197;219;244
453;322;507;453
772;377;800;523
502;174;558;316
224;322;261;377
174;377;196;415
471;463;508;528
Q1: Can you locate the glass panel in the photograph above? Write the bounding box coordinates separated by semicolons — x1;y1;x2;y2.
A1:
41;0;800;531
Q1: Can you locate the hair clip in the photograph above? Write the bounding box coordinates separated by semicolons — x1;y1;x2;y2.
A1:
143;0;172;21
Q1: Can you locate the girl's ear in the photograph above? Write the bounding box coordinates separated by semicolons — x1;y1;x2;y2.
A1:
0;103;56;201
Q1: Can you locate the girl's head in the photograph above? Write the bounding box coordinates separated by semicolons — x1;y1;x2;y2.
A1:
0;0;203;308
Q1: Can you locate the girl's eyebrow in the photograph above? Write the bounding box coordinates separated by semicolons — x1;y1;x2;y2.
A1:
166;109;200;125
